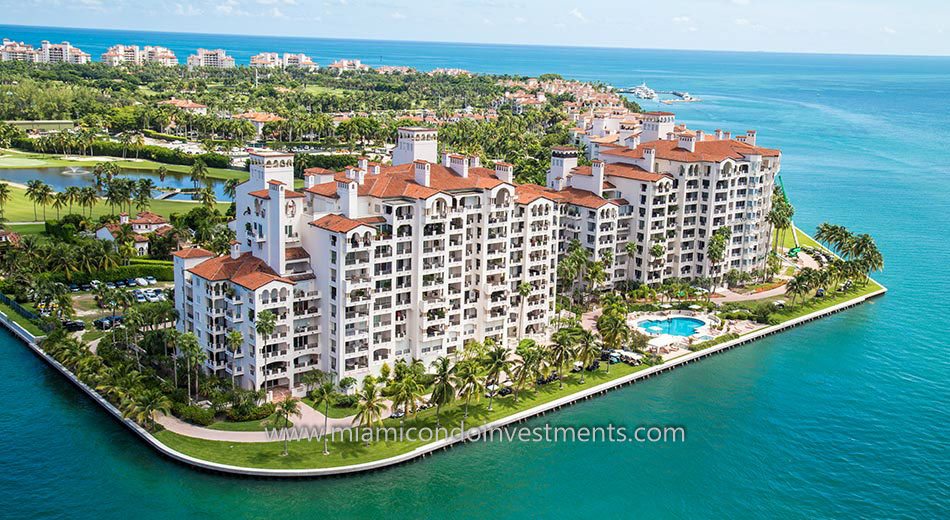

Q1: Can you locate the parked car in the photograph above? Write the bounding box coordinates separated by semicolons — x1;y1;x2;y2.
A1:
114;280;125;288
498;387;513;397
63;320;85;332
90;280;102;289
135;277;149;287
68;284;79;292
134;293;147;304
390;408;405;419
80;284;92;292
105;282;116;289
144;276;157;285
93;318;112;330
125;278;137;287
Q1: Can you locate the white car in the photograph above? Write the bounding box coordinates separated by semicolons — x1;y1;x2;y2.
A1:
135;278;149;287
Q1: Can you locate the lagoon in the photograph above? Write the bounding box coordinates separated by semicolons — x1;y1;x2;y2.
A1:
0;166;232;201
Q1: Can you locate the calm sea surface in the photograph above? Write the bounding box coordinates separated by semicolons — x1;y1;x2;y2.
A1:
1;24;948;519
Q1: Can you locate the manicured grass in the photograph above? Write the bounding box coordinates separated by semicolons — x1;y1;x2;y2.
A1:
6;223;46;235
0;184;229;222
770;280;884;322
156;362;648;469
81;329;106;342
302;398;357;419
207;414;291;432
0;301;44;336
303;85;349;95
774;225;823;251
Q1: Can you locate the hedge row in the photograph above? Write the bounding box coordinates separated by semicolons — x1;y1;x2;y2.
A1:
45;265;173;285
129;258;173;267
11;137;230;168
142;129;187;142
172;403;215;426
226;402;275;422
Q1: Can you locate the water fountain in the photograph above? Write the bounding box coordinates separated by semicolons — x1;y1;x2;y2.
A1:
63;166;88;175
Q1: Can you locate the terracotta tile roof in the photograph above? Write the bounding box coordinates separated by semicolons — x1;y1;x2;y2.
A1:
304;161;508;201
571;163;666;183
159;98;207;109
233;111;284;123
514;184;615;209
310;214;369;233
601;138;780;163
357;216;387;225
249;189;306;199
128;211;168;225
303;167;334;176
285;247;309;260
172;247;214;259
187;252;293;290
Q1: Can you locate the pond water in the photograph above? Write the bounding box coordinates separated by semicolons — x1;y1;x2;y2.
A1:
0;166;232;201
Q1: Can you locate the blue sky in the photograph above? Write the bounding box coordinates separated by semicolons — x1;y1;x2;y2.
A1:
3;0;948;56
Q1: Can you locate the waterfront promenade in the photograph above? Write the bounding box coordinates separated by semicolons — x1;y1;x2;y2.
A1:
0;280;886;477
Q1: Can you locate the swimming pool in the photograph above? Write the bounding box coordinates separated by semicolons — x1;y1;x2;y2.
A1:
638;317;705;337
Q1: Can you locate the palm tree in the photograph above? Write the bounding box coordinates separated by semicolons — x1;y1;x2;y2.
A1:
226;330;243;388
0;182;10;219
177;332;202;403
255;309;277;339
310;382;337;455
353;381;385;444
190;158;208;190
123;387;172;431
429;356;457;428
455;359;483;421
273;397;302;456
51;191;68;219
25;179;44;221
198;187;217;209
548;327;578;389
574;329;600;384
482;345;509;411
224;178;238;200
391;373;422;423
119;132;133;159
510;340;543;401
156;165;168;183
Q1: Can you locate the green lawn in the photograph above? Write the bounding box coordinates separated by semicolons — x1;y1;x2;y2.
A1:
81;329;107;342
156;362;649;469
769;279;884;322
303;85;349;95
774;225;824;251
6;223;46;235
0;301;45;336
302;398;357;419
208;414;291;432
0;184;229;222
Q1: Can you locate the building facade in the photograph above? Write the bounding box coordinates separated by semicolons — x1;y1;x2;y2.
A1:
101;45;178;66
1;39;90;64
251;52;318;69
187;48;235;69
174;117;779;399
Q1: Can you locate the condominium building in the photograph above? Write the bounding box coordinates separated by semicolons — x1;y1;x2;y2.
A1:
187;48;235;69
174;116;780;398
101;44;178;66
1;39;38;62
1;39;90;64
327;59;369;72
251;52;318;69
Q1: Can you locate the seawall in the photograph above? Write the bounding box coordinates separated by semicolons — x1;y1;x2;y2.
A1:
0;285;887;478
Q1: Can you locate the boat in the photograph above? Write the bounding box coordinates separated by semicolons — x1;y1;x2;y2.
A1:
630;82;658;100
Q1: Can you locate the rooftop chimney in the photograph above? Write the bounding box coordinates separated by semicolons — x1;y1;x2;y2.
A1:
494;162;514;183
230;240;241;259
715;129;723;140
745;130;756;146
358;157;369;171
643;147;656;173
592;160;606;197
414;160;431;187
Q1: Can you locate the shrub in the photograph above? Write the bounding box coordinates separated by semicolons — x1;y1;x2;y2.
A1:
12;137;230;168
293;153;358;177
226;402;275;422
172;403;215;426
44;265;173;285
334;394;358;408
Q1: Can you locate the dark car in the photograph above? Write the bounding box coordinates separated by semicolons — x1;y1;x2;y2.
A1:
93;318;112;330
115;280;126;288
498;387;513;397
80;284;92;291
63;320;85;332
585;361;601;372
68;284;80;292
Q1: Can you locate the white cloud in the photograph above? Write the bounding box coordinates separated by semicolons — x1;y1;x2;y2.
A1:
257;0;297;5
514;16;526;24
174;3;202;16
883;26;897;34
391;11;406;19
672;16;691;24
734;18;750;26
266;6;285;17
569;8;587;23
731;0;751;5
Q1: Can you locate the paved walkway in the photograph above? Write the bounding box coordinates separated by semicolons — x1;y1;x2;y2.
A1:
155;398;394;442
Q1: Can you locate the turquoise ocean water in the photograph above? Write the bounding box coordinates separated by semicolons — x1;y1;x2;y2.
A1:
0;25;948;519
